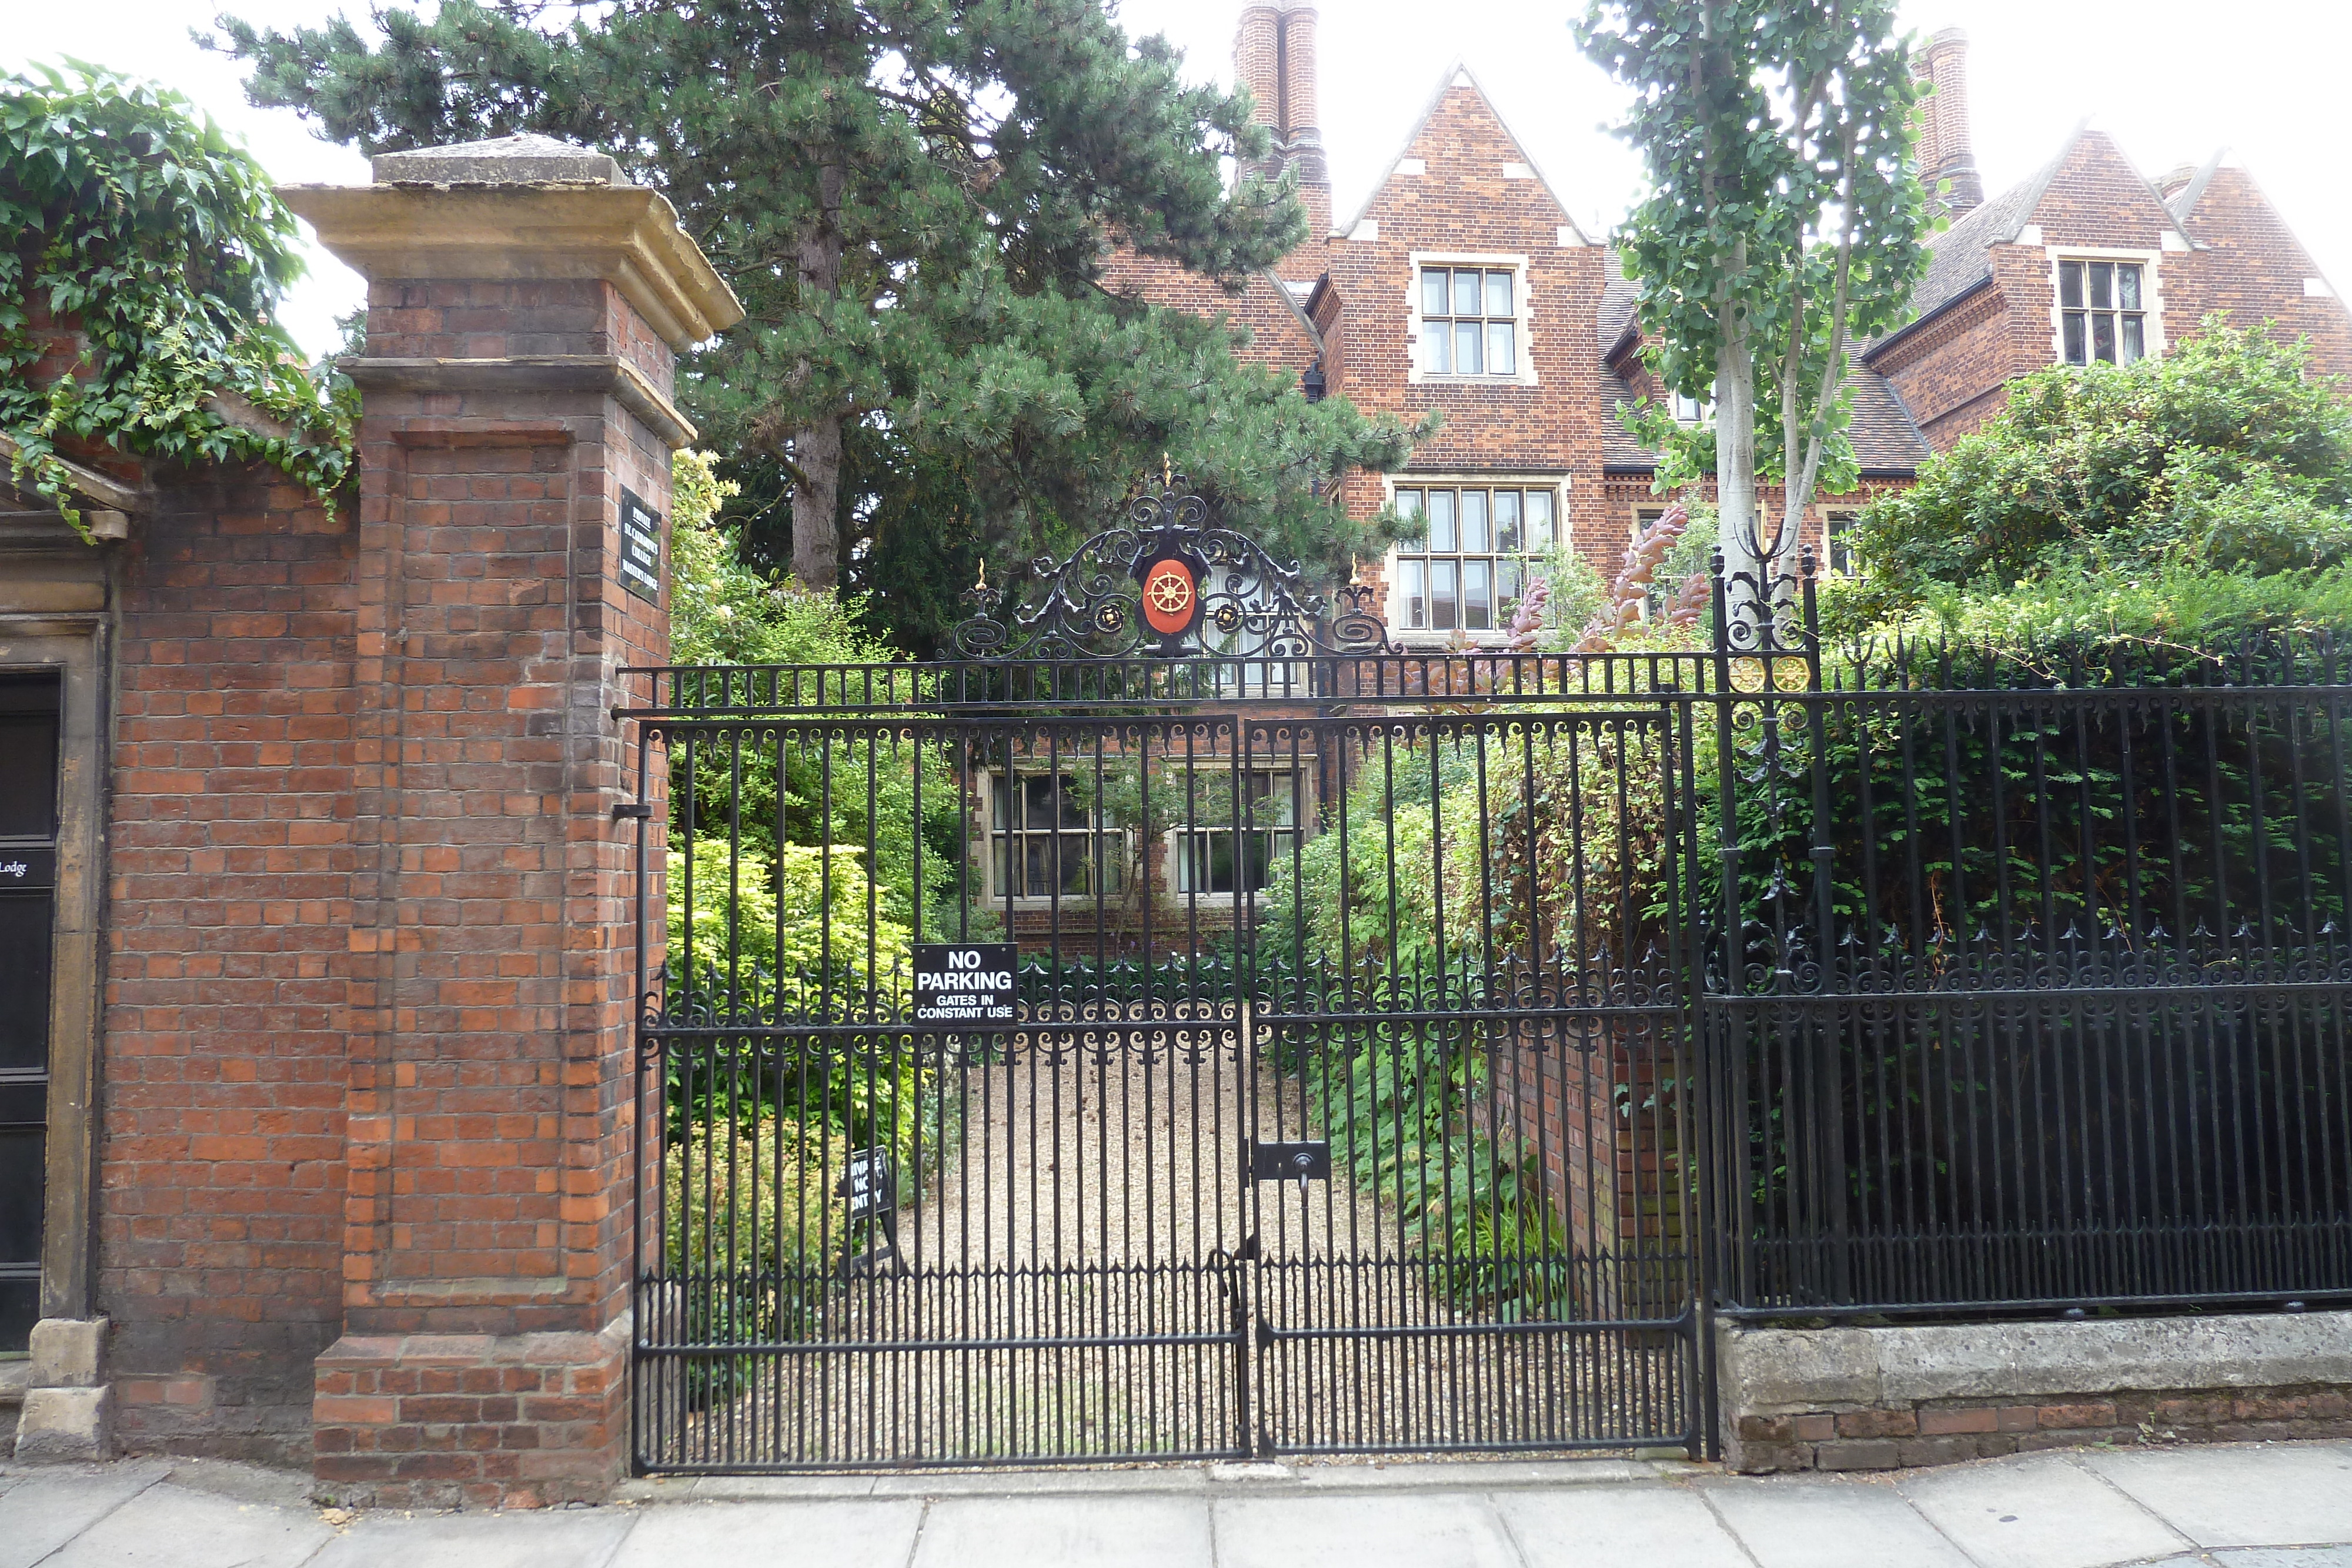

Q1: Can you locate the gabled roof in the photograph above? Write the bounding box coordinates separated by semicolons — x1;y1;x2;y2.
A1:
1331;59;1595;245
1869;122;2203;365
2164;148;2229;226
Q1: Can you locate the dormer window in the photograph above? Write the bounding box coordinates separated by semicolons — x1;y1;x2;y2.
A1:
1419;266;1518;376
2059;260;2147;365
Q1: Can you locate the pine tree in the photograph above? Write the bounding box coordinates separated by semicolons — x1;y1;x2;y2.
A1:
217;0;1425;648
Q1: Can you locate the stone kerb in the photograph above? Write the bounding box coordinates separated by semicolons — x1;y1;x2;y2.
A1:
280;136;741;1508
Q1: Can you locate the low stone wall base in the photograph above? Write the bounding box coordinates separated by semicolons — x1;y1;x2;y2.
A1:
1719;1309;2352;1473
311;1317;629;1509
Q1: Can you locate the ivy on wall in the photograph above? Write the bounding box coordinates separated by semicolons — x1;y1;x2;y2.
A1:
0;62;353;538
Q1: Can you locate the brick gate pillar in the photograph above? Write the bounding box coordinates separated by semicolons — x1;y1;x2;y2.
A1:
281;136;740;1507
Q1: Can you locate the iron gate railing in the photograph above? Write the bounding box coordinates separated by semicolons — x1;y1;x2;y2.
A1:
1699;626;2352;1319
619;667;1710;1469
617;483;2352;1472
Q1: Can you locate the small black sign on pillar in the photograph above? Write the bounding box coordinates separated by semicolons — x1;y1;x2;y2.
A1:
617;487;664;604
912;942;1018;1025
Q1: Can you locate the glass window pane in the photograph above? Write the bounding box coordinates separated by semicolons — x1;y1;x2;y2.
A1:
2059;261;2084;309
1494;491;1522;554
1484;270;1512;316
1453;269;1482;316
2121;315;2144;363
2089;262;2113;310
2063;312;2087;365
1497;559;1522;619
2118;265;2142;310
1428;490;1456;552
1425;326;1449;375
1462;560;1493;630
1487;320;1515;374
2092;313;2117;363
1431;560;1459;630
1395;489;1423;550
1401;559;1428;628
1526;490;1555;550
1455;320;1482;374
0;708;58;839
0;897;53;1074
1460;490;1490;553
1422;269;1449;319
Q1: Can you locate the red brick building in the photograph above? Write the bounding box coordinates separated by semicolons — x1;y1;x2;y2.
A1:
1108;14;2352;637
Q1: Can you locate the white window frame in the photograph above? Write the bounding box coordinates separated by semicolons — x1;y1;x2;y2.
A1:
979;759;1318;909
1406;252;1539;387
1383;474;1570;645
2047;247;2166;369
981;768;1131;909
1160;760;1317;907
1823;509;1862;577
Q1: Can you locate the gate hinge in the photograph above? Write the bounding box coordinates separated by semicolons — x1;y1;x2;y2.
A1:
612;801;652;821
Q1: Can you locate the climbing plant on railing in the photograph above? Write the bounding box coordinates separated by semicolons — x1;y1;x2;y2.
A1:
0;62;353;538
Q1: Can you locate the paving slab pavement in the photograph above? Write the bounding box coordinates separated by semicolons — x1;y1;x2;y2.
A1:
4;1440;2350;1568
1492;1486;1751;1568
1700;1473;1981;1568
2080;1445;2352;1550
41;1479;334;1568
1212;1492;1522;1568
920;1494;1213;1568
1896;1453;2193;1568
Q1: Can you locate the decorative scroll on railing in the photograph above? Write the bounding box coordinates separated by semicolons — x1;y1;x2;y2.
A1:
949;474;1395;661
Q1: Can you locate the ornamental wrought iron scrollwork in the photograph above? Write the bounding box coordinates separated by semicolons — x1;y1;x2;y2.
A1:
1711;510;1818;661
951;473;1396;660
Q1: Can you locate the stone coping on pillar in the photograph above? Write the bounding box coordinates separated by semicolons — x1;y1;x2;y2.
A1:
339;355;699;448
282;178;744;353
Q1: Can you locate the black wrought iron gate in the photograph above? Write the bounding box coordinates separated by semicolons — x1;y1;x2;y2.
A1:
622;487;1706;1470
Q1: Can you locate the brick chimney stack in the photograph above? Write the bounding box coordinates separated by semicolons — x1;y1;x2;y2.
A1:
1913;28;1986;219
1234;1;1332;238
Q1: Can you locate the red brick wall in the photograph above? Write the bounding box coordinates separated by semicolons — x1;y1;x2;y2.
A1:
1876;132;2352;456
101;462;357;1465
91;268;676;1483
1319;85;1611;571
2170;167;2352;383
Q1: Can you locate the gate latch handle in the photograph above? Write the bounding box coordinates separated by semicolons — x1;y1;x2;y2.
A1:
1245;1139;1331;1188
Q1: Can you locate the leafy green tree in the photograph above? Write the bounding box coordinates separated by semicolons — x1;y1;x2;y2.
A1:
0;62;350;539
1830;322;2352;644
1574;1;1929;604
216;0;1424;648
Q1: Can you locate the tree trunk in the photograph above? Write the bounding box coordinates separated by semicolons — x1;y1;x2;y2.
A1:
791;167;846;590
1714;256;1764;627
790;414;843;589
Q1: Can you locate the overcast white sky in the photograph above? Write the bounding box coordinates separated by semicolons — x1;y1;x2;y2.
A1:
5;1;2346;359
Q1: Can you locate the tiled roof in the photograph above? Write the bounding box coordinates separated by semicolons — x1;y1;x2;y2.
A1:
1846;366;1931;472
1599;367;1926;475
1598;250;1640;357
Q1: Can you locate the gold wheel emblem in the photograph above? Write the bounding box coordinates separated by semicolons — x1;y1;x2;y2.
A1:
1146;570;1192;615
1141;559;1197;636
